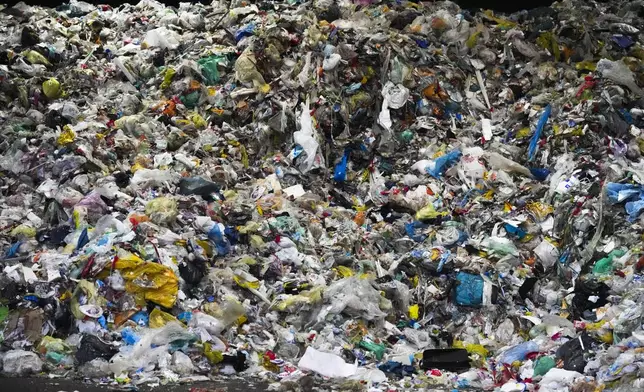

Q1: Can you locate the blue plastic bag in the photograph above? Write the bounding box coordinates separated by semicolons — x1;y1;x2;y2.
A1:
235;23;255;42
378;360;415;376
528;105;551;162
177;312;193;324
499;341;539;364
405;221;428;242
626;200;644;222
437;250;451;273
121;328;140;345
224;226;239;245
131;311;149;327
426;149;462;178
504;223;526;239
77;227;89;250
5;241;21;258
529;167;551;181
454;271;483;307
606;183;644;221
333;150;350;182
208;224;231;255
606;183;644;204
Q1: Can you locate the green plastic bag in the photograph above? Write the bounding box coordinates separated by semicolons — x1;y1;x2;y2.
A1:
0;306;8;323
592;249;626;275
359;340;386;360
181;90;200;109
43;78;62;99
198;56;226;85
533;356;556;376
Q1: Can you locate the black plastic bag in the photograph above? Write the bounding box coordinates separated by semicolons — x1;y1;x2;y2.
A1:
178;177;221;196
221;351;248;372
179;261;205;285
76;335;117;365
420;348;470;371
571;277;609;319
556;333;593;372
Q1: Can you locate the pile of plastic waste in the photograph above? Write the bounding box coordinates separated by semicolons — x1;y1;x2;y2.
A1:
1;0;644;390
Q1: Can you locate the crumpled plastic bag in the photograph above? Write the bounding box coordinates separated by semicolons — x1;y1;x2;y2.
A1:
234;49;270;93
42;77;62;99
108;322;197;375
113;252;179;308
2;350;43;375
596;59;644;96
145;197;178;224
320;277;392;321
142;27;180;50
292;100;321;173
170;351;194;375
130;169;180;189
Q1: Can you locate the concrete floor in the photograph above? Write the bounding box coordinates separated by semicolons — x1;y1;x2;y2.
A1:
1;377;269;392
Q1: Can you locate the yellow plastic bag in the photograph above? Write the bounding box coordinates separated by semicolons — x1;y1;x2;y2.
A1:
416;204;447;221
38;336;72;355
145;197;178;224
482;10;517;29
408;304;419;320
334;265;354;278
43;78;62;99
24;50;51;66
233;269;260;289
526;202;554;221
149;308;179;328
190;113;207;129
10;224;37;238
113;252;179;308
453;340;489;357
234;50;270;93
70;280;106;320
202;298;247;326
272;287;323;311
203;342;224;364
160;67;176;89
249;234;264;249
57;125;76;146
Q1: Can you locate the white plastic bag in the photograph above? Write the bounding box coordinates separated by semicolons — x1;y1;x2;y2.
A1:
298;347;357;378
170;351;194;375
533;240;559;268
292;100;320;173
320;277;391;321
130;169;179;189
539;368;582;392
597;59;644;96
2;350;43;375
188;312;225;336
142;27;180;50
